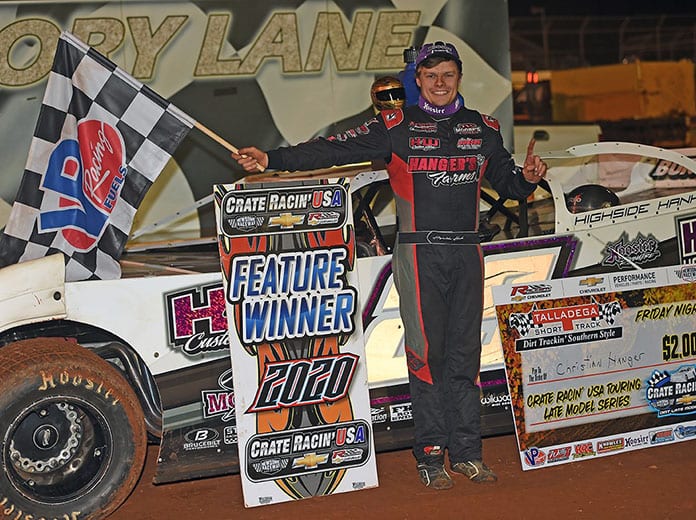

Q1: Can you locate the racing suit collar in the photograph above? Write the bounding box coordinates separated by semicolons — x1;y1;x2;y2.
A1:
418;93;464;117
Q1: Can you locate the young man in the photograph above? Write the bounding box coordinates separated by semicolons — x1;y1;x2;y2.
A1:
233;41;547;490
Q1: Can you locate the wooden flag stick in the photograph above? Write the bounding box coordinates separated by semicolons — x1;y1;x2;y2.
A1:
194;120;265;172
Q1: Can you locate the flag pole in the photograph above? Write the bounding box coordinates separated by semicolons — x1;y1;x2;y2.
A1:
193;121;265;172
129;121;265;241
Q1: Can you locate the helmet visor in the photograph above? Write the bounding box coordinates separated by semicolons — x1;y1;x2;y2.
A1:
374;87;405;102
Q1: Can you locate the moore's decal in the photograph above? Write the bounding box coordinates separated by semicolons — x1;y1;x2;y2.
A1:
220;185;348;237
165;283;228;356
245;420;371;482
227;248;357;345
601;232;661;268
202;368;236;422
676;213;696;264
247;353;358;413
39;120;126;251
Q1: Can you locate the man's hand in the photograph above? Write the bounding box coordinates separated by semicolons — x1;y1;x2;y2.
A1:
521;138;548;184
232;147;268;172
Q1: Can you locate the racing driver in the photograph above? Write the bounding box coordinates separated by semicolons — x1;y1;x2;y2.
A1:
233;41;548;490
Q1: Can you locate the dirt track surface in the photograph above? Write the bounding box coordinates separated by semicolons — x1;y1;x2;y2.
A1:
111;433;695;520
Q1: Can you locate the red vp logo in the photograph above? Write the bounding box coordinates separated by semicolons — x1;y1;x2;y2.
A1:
40;120;126;251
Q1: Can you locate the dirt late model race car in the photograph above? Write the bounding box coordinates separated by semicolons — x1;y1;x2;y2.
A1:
1;141;696;519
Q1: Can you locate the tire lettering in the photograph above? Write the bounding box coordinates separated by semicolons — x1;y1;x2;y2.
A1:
1;495;81;519
39;371;56;390
37;370;119;406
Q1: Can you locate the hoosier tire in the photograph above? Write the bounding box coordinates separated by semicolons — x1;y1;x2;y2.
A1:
0;338;147;520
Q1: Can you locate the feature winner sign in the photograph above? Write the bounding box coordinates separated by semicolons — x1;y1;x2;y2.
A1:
214;179;378;507
493;265;696;470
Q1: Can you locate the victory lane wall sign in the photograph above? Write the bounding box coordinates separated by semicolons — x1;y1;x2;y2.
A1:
213;179;378;507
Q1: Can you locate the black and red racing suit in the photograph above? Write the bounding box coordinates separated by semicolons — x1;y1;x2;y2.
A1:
266;104;535;465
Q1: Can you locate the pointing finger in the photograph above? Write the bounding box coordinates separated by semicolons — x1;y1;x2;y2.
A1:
526;137;536;159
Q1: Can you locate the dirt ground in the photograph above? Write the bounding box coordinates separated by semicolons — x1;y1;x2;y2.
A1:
111;433;695;520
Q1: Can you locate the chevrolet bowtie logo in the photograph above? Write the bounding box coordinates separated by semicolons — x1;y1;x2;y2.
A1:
677;394;696;405
292;452;328;469
269;212;304;228
579;276;604;287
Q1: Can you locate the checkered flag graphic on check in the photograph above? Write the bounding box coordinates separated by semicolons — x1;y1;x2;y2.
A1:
0;32;194;281
594;299;622;325
508;304;542;336
648;370;670;387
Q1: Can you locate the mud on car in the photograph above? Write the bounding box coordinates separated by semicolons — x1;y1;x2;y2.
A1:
1;142;696;519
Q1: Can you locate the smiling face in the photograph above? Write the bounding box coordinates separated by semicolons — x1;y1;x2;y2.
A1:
415;60;462;107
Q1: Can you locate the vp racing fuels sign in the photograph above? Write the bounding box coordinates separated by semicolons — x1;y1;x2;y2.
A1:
220;185;348;236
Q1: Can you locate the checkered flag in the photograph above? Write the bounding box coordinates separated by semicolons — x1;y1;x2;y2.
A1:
594;298;622;326
508;304;542;336
0;32;194;281
648;370;670;388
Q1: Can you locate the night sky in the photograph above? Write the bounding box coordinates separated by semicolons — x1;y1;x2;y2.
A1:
508;0;696;17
